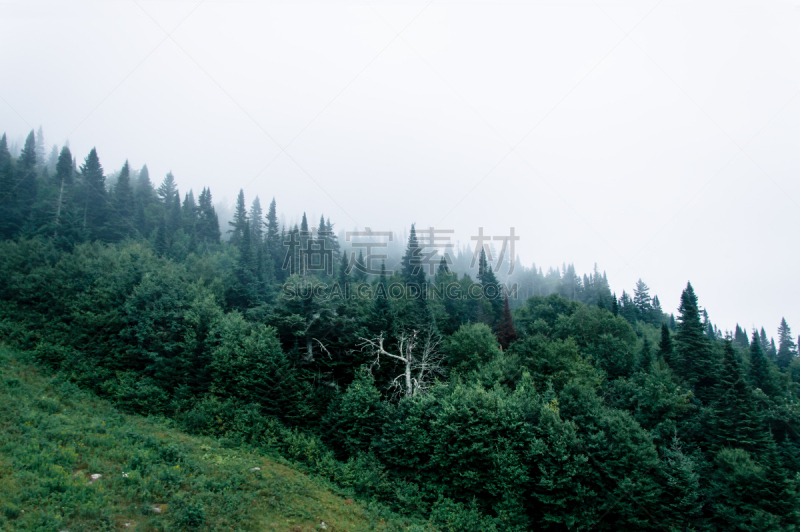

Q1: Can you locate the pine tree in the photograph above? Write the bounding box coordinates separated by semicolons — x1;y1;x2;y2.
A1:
401;224;421;278
776;318;797;368
77;148;107;238
633;279;652;321
354;250;368;282
249;196;263;243
748;329;777;397
110;160;135;241
708;341;765;452
182;190;198;252
197;187;220;245
674;282;717;402
155;214;167;256
16;130;39;229
51;146;74;238
156;171;177;205
0;133;17;239
265;198;281;276
134;164;156;236
496;293;517;349
34;126;46;169
611;292;619;316
228;189;248;247
369;261;392;335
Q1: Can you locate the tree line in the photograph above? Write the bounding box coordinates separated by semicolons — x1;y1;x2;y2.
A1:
1;127;800;530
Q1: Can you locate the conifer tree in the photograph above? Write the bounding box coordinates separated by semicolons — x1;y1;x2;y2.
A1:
633;279;653;321
354;250;368;282
182;190;198;252
134;164;156;235
496;293;517;349
776;318;797;368
196;187;220;245
0;133;16;239
760;327;770;355
674;282;717;402
156;171;177;205
748;329;777;397
265;198;281;275
109;160;135;241
249;196;263;243
708;341;765;452
51;146;74;238
15;130;39;229
228;189;248;247
369;261;392;335
611;292;619;316
401;224;421;278
77;148;107;238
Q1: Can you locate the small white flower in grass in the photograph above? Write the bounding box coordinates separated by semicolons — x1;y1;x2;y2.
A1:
122;472;129;478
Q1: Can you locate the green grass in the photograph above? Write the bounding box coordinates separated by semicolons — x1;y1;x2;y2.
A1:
0;346;423;532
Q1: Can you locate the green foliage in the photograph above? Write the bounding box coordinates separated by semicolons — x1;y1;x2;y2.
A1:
444;322;501;373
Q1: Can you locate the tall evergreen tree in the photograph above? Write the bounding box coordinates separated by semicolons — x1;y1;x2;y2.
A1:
748;329;777;397
369;261;392;335
196;187;220;245
228;189;248;247
156;171;177;205
110;160;135;241
182;190;198;252
496;293;517;349
0;133;16;239
134;164;156;236
633;279;653;321
16;130;39;229
265;198;281;276
249;196;263;243
776;318;797;368
77;148;107;238
674;282;717;402
51;146;74;238
708;341;765;452
401;224;421;278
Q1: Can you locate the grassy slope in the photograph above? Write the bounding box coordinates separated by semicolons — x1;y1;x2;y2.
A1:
0;346;418;532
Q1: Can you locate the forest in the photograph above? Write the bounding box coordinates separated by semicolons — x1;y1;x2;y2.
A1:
2;128;800;531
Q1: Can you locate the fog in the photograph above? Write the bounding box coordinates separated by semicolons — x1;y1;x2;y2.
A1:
1;0;798;334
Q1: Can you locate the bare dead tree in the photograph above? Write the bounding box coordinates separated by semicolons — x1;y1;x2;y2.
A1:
359;328;445;398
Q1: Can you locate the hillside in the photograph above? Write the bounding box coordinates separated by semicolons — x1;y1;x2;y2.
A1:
0;346;420;532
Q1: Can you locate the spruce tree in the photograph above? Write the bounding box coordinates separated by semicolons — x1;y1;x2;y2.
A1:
401;224;421;278
748;329;777;397
228;189;248;247
52;146;74;238
15;130;39;229
111;160;135;241
611;292;619;316
354;250;368;282
708;341;765;452
156;171;177;205
134;164;156;236
77;148;107;238
369;261;392;335
182;190;198;252
776;318;797;368
496;293;517;349
249;196;263;243
0;133;17;239
633;279;653;322
197;187;220;245
674;282;717;402
265;198;281;276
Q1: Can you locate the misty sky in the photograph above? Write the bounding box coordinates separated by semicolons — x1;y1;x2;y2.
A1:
1;0;799;336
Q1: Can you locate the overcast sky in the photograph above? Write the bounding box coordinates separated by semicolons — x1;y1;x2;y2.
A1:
1;0;799;336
